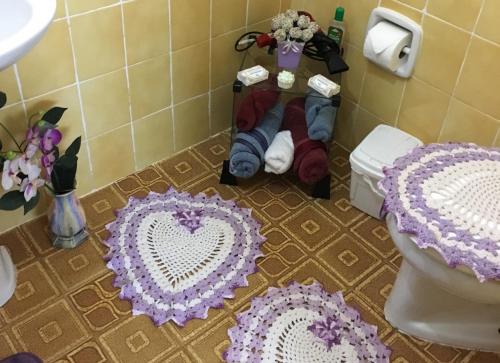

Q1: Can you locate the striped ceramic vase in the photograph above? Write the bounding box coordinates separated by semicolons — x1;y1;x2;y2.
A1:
49;190;89;249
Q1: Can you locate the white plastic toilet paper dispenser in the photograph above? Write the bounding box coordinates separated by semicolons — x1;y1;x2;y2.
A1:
363;7;422;78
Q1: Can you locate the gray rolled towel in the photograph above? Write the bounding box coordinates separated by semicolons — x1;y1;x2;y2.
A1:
229;103;284;178
305;89;337;142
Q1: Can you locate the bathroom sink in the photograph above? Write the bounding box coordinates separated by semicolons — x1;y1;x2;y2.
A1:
0;0;56;70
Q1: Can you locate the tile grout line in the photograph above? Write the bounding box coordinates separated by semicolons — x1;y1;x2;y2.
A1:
12;64;28;121
167;0;176;151
436;0;486;142
208;0;213;135
63;0;93;174
118;0;138;170
493;128;500;146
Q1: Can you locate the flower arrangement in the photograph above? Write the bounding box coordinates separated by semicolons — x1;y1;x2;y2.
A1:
271;9;320;43
0;91;81;214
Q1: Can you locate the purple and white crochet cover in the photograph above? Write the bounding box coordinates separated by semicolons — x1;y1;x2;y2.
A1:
225;282;390;363
380;143;500;282
103;188;265;326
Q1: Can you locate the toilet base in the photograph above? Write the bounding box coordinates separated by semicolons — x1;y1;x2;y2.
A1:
385;259;500;352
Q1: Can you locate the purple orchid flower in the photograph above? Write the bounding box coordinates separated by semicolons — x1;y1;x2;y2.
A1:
307;315;343;351
41;151;56;180
40;128;62;153
1;158;21;190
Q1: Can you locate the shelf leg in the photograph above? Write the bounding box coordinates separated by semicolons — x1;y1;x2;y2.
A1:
220;160;238;186
312;173;331;199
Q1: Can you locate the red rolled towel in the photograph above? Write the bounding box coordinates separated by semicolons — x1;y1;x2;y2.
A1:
282;97;329;185
236;78;280;131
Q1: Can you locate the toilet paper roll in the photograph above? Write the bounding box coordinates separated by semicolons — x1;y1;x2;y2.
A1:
363;21;412;72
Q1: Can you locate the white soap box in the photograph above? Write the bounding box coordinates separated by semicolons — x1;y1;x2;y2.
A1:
307;74;340;98
237;65;269;86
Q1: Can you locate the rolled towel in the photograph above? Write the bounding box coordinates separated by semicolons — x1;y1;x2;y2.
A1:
282;97;329;185
230;103;284;178
264;130;294;174
236;78;280;131
305;89;337;142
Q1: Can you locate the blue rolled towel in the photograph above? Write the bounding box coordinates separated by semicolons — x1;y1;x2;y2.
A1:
229;103;284;178
305;89;337;142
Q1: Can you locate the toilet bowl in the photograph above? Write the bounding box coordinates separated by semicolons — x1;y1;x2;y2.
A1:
385;213;500;352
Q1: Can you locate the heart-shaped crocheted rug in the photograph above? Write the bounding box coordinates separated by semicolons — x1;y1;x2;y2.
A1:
103;188;265;326
225;282;390;363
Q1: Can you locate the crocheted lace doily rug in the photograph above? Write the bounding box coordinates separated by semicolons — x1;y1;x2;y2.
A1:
103;188;265;326
380;143;500;282
224;282;390;363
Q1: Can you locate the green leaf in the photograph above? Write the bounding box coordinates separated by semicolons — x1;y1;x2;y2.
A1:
0;92;6;109
42;107;67;125
0;190;26;211
65;136;81;157
23;192;40;215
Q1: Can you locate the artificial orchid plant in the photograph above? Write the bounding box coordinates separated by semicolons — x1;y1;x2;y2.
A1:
271;9;320;43
0;91;81;214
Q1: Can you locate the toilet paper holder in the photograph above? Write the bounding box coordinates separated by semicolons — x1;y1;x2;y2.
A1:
364;7;422;78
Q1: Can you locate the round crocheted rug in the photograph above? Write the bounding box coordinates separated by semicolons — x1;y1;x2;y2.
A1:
380;143;500;282
103;188;265;326
224;282;391;363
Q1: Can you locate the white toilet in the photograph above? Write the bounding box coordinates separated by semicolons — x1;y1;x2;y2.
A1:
385;213;500;352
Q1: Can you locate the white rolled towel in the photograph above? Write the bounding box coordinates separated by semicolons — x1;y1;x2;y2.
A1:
264;130;295;174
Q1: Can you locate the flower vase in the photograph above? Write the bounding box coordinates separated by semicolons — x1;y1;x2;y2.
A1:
277;41;304;70
49;190;89;249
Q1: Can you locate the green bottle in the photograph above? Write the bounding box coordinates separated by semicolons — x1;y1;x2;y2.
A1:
327;7;345;47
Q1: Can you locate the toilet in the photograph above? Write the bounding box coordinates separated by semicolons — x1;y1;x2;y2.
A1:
385;213;500;352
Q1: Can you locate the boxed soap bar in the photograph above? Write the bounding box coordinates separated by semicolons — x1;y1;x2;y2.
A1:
237;65;269;86
307;74;340;98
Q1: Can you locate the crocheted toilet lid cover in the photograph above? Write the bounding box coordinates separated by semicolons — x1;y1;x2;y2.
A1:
225;282;391;363
380;143;500;282
103;188;265;326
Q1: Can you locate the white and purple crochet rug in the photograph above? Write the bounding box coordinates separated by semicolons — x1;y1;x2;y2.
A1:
224;282;390;363
103;188;265;326
380;143;500;282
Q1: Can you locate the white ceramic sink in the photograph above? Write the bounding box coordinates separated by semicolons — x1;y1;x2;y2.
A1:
0;0;57;70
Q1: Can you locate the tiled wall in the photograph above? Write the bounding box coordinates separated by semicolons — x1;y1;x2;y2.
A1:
0;0;290;232
293;0;500;151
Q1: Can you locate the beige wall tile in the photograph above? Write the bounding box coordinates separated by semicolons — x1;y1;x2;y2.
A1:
427;0;482;31
123;0;169;65
211;31;244;89
71;6;125;80
248;0;280;26
171;0;210;51
333;98;357;150
0;191;50;234
210;85;233;135
0;104;26;151
129;55;171;120
80;70;130;138
342;44;367;103
380;0;422;23
75;142;94;196
476;0;500;46
134;109;174;169
55;0;66;19
494;133;500;147
66;0;117;15
174;95;209;151
439;98;499;146
212;0;247;37
353;107;388;147
281;0;293;12
172;42;209;104
17;21;75;99
301;0;340;31
25;86;85;150
455;37;500;120
413;16;470;94
359;64;406;123
339;0;378;49
0;67;21;106
88;125;135;187
397;78;450;144
397;0;425;9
